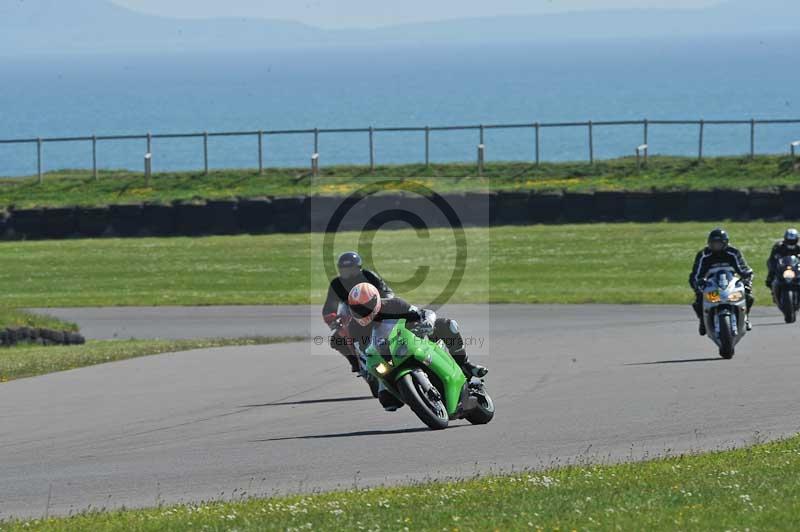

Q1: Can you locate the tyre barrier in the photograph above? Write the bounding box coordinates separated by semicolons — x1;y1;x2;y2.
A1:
2;188;799;240
0;327;86;348
593;191;626;221
76;206;112;238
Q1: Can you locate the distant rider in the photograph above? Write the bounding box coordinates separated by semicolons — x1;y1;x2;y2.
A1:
765;228;800;290
322;251;394;372
347;283;487;411
689;228;754;336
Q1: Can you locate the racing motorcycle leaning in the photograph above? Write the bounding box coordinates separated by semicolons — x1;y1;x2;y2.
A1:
364;318;494;430
771;255;800;324
701;265;749;359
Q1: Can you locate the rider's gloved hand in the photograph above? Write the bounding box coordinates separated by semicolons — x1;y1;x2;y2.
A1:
765;278;773;288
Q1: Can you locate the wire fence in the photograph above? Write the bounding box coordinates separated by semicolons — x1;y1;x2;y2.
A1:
1;118;800;183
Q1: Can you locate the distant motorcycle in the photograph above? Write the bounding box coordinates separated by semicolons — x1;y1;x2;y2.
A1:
771;255;800;324
329;302;381;398
702;266;749;359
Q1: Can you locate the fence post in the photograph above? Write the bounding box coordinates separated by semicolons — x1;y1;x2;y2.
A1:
535;123;540;166
698;120;705;161
258;130;264;175
369;127;375;171
479;124;485;146
477;144;485;176
311;153;319;177
643;119;649;146
92;135;97;181
750;119;755;160
144;153;152;185
424;126;430;167
203;132;209;175
314;128;319;156
37;137;43;184
146;132;152;155
588;121;594;165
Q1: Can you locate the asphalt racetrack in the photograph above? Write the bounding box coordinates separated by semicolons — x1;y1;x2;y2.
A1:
3;305;800;519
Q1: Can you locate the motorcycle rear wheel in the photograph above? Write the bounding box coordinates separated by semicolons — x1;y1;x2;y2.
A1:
718;314;735;359
397;370;449;431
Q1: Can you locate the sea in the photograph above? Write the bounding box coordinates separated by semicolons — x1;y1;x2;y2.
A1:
1;33;799;177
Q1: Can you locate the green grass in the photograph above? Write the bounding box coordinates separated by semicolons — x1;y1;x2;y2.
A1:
0;308;77;331
2;155;799;208
0;222;788;307
4;434;800;531
0;336;301;383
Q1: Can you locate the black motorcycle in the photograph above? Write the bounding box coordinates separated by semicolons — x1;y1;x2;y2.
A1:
772;255;800;324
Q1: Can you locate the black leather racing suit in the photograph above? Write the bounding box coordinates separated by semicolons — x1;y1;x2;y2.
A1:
766;241;799;287
689;245;754;320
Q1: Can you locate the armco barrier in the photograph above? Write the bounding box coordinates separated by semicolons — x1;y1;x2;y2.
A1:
2;188;798;240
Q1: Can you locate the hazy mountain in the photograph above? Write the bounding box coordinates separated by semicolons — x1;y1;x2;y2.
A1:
1;0;797;54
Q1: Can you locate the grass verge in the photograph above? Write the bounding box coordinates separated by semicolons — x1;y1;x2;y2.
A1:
0;308;77;331
3;435;799;530
0;336;302;383
0;222;789;307
1;155;798;208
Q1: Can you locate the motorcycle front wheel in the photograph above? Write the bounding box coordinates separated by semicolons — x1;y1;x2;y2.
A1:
397;370;449;430
718;313;735;359
783;291;797;324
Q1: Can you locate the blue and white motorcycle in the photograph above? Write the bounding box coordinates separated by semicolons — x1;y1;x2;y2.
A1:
701;265;749;359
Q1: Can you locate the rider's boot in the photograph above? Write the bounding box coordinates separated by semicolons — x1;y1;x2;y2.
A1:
698;319;706;336
378;389;404;412
745;314;753;331
453;348;488;378
343;353;360;373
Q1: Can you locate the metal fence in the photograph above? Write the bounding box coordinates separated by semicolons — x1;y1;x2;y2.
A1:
1;118;800;183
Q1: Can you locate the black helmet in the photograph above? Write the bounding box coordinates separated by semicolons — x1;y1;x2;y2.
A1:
707;228;729;253
337;251;363;279
785;228;799;250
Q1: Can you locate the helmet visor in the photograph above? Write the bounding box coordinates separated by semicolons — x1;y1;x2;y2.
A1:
350;298;378;320
709;240;726;252
338;265;361;279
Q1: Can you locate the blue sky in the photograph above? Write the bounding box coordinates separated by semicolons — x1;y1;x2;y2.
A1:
111;0;721;29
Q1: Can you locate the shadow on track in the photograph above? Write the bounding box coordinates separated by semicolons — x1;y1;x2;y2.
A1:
242;396;374;408
625;357;722;366
254;426;436;442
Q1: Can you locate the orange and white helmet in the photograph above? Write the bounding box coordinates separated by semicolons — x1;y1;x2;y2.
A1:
348;283;382;326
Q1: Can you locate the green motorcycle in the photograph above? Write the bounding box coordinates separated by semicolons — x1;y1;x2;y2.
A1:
365;319;495;430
